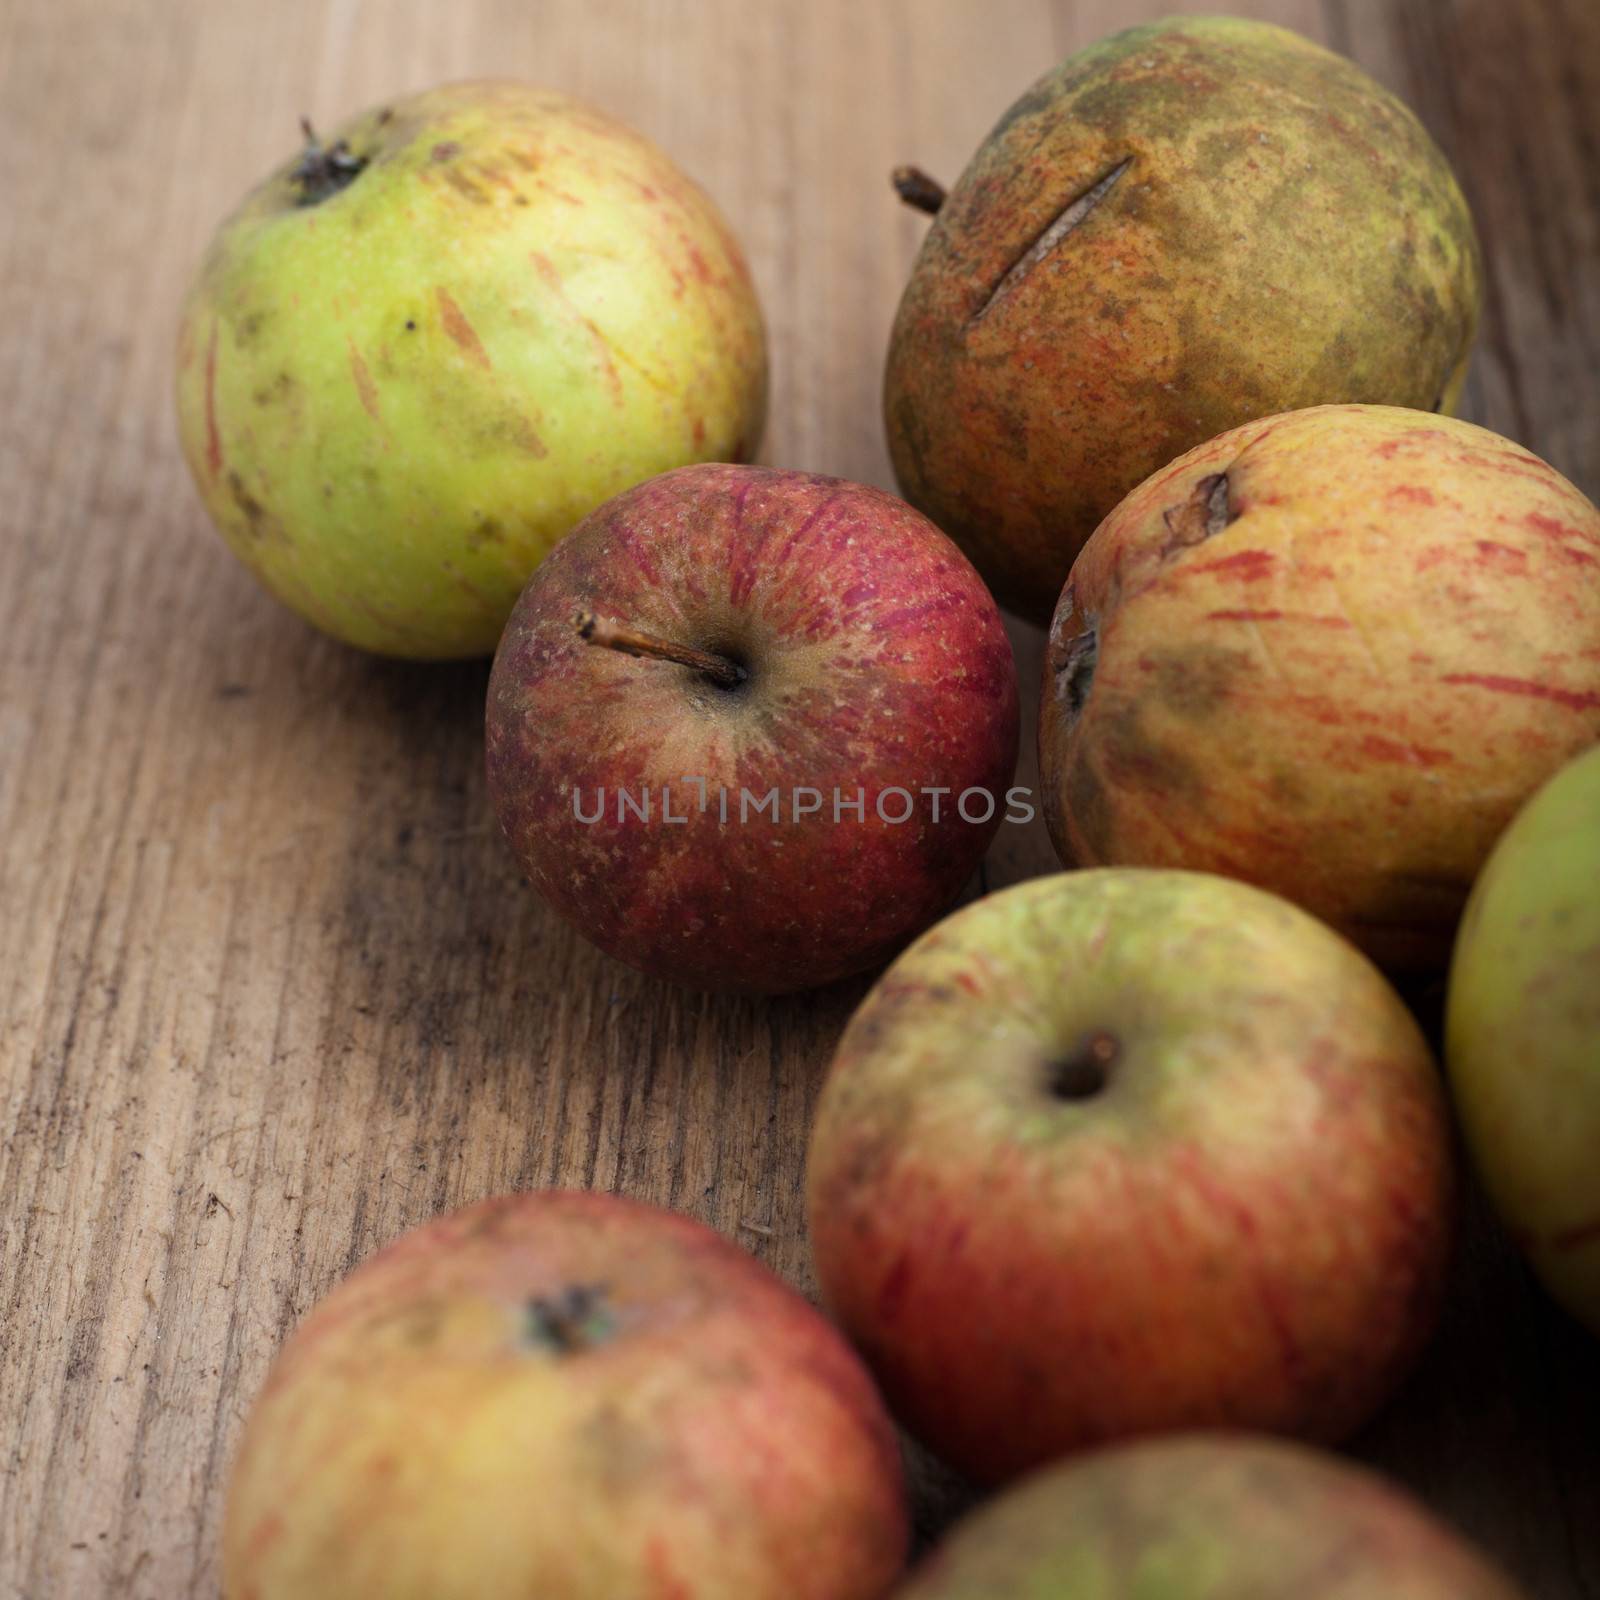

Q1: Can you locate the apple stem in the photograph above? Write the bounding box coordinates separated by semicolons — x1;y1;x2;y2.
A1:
893;165;947;215
525;1284;614;1354
1051;1029;1120;1101
574;610;746;689
290;117;367;205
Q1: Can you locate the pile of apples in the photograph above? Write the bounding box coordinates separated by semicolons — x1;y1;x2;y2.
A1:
176;18;1598;1600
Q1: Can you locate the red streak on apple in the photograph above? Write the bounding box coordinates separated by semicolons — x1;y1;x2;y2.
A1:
1186;548;1275;582
1440;673;1600;712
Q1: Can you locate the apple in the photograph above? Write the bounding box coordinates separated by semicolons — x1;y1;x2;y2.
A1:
884;16;1481;622
176;81;766;658
806;868;1452;1486
485;463;1020;993
223;1190;908;1600
1447;741;1600;1333
896;1434;1525;1598
1039;404;1600;975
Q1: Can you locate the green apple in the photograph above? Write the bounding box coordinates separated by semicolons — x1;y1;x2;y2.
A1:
1447;741;1600;1332
176;81;767;658
897;1434;1525;1598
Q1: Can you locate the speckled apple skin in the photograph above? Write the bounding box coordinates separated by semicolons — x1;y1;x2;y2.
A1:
807;870;1451;1486
898;1435;1525;1599
1039;404;1600;975
177;81;767;658
486;464;1020;993
884;16;1481;622
223;1191;907;1600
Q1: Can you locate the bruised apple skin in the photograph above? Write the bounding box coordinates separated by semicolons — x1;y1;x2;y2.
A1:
884;17;1481;622
1040;405;1600;975
806;870;1452;1486
1447;744;1600;1333
486;464;1019;994
176;82;766;658
897;1435;1527;1600
222;1191;908;1600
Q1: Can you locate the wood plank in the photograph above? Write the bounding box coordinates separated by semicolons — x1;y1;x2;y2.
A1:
0;1;1595;1595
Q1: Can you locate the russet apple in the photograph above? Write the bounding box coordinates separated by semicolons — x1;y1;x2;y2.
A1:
896;1434;1526;1598
177;81;766;658
486;464;1019;993
223;1190;907;1600
884;16;1481;621
1039;404;1600;974
1447;742;1600;1333
806;869;1452;1485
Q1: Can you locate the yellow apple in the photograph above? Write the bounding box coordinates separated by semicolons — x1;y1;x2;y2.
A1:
177;82;767;658
223;1192;906;1599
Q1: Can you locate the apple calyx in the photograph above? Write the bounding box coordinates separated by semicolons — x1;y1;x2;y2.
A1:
574;609;747;690
893;166;947;215
290;117;368;205
524;1283;616;1354
1050;1029;1120;1101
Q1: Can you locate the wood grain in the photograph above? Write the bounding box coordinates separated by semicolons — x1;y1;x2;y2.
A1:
1;0;1596;1595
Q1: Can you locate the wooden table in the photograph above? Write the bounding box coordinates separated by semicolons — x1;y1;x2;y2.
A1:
2;1;1597;1594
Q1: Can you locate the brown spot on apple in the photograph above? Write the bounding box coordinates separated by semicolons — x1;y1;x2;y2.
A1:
1148;644;1247;720
227;470;282;544
435;287;492;367
346;340;381;422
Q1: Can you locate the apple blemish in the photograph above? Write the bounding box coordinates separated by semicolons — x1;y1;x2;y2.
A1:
1053;624;1098;727
523;1283;615;1354
1160;470;1236;555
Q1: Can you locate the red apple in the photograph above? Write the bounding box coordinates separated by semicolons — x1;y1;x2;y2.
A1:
897;1434;1526;1598
486;464;1019;992
224;1190;908;1600
1038;404;1600;973
807;868;1452;1486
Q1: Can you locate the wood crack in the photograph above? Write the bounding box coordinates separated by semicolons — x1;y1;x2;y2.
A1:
969;156;1132;325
